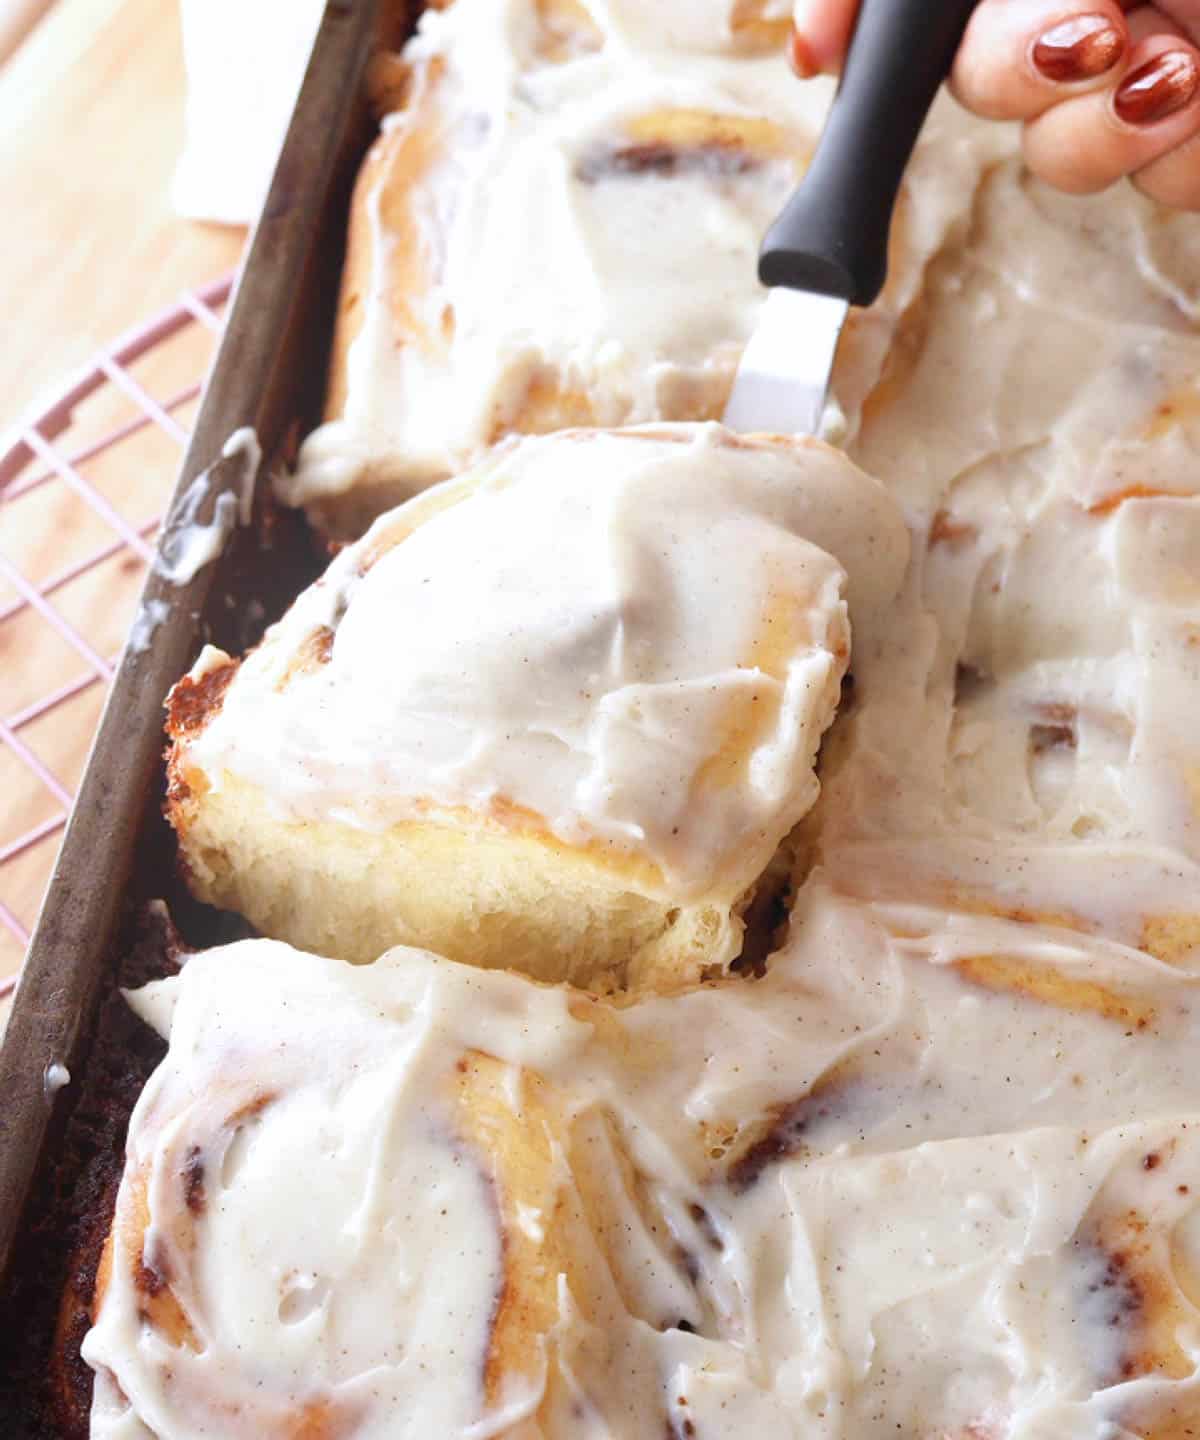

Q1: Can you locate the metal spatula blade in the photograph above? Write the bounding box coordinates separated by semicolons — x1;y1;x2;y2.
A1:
723;0;981;437
723;290;847;436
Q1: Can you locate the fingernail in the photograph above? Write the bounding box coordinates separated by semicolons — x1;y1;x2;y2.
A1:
1032;14;1124;84
1114;49;1200;125
788;24;818;79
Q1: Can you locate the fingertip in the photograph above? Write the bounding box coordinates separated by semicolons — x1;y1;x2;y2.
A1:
788;26;820;80
1113;47;1200;128
1022;36;1200;197
951;0;1128;122
1029;12;1127;88
791;0;858;74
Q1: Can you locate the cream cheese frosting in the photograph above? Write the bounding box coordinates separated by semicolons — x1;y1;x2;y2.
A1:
187;426;908;902
155;428;260;587
815;155;1200;954
577;0;792;54
91;6;1200;1436
84;882;1200;1438
278;0;1004;515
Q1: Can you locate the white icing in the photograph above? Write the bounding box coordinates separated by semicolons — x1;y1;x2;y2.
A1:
86;944;515;1439
189;427;908;899
815;158;1200;943
183;643;231;685
85;906;1200;1436
125;598;172;657
43;1061;70;1096
155;429;260;586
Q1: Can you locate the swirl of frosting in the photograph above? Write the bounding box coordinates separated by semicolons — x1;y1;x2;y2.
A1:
84;905;1200;1438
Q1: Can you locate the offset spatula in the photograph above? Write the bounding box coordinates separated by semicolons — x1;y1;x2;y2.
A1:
724;0;980;436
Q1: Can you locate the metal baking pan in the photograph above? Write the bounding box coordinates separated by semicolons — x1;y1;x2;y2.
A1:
0;2;413;1428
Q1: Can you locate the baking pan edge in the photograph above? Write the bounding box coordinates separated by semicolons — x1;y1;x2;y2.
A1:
0;0;409;1291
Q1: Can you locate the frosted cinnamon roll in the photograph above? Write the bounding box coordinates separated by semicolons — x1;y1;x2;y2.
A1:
276;0;999;538
805;159;1200;962
584;0;792;54
81;939;733;1439
81;898;1200;1438
167;426;908;988
425;0;794;57
733;1116;1200;1438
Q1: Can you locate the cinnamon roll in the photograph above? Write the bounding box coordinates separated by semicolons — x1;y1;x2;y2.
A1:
167;425;908;988
81;891;1200;1437
81;940;657;1438
807;158;1200;976
276;0;998;538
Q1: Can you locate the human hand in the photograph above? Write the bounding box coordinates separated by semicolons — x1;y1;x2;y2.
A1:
790;1;1200;208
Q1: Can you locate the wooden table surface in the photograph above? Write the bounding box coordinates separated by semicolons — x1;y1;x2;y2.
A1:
0;0;246;1023
0;0;245;423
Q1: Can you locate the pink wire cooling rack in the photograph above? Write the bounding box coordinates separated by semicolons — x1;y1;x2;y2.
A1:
0;273;234;999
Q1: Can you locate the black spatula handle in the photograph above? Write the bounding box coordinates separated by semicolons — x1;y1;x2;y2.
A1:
760;0;980;305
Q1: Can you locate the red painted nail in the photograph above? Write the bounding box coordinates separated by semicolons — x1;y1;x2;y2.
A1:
788;24;819;80
1032;14;1124;83
1114;49;1200;125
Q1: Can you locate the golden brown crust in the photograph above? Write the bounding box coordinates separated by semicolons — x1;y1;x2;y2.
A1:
322;79;810;475
1141;913;1200;967
164;657;239;745
365;51;412;118
125;1178;200;1353
1087;484;1190;517
323;55;449;426
164;658;239;835
876;888;1097;942
454;1054;573;1405
454;1051;703;1426
273;626;335;691
1075;1161;1200;1437
726;0;791;52
951;954;1157;1030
